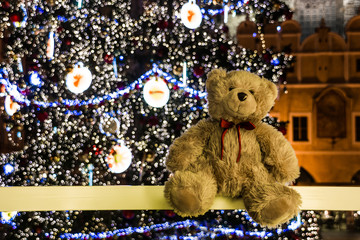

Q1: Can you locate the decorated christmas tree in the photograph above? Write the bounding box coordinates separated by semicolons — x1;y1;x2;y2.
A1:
0;0;320;239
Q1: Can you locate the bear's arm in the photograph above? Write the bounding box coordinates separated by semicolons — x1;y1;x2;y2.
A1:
255;122;300;183
166;119;217;172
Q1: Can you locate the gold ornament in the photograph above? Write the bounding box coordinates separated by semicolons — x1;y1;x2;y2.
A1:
142;151;155;162
172;65;183;76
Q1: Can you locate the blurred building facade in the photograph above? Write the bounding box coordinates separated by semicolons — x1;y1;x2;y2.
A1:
237;13;360;184
285;0;360;39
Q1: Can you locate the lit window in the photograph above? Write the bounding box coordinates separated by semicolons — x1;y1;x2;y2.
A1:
293;117;308;141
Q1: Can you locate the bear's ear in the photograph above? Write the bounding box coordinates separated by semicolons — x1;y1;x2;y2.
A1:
206;68;227;90
264;78;278;101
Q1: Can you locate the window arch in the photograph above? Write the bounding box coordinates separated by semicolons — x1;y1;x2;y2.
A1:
315;88;348;138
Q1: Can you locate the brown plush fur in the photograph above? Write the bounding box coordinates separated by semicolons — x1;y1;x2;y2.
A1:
164;69;301;227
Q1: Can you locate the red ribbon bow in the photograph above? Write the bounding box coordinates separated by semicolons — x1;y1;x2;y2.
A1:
220;118;256;162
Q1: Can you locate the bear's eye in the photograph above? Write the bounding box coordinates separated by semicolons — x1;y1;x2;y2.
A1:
229;87;235;91
249;90;255;95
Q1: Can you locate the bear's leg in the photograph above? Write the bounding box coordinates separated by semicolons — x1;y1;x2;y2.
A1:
164;170;217;217
242;183;301;227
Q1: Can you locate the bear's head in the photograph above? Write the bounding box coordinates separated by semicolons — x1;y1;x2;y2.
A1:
206;69;278;124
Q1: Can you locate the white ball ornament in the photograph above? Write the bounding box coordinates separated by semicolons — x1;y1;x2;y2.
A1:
143;77;170;108
4;96;20;116
66;62;92;94
181;0;202;29
106;145;132;174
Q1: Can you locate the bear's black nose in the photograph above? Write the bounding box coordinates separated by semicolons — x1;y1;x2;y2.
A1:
238;92;247;101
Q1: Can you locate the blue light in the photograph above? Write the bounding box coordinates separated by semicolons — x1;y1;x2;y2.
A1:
119;56;124;61
64;110;83;116
57;16;67;21
252;32;257;37
87;164;94;186
29;71;42;86
0;218;17;229
16;132;21;138
35;6;44;14
271;58;280;66
277;26;281;32
3;163;14;175
113;58;118;78
207;9;223;15
17;58;23;73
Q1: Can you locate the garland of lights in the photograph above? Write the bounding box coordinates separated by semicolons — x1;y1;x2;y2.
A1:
0;64;206;108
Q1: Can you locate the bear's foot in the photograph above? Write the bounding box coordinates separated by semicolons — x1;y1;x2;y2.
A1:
244;184;301;228
260;195;299;227
164;170;217;217
171;188;201;214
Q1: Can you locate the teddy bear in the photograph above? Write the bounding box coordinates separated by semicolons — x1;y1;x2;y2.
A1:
164;69;301;227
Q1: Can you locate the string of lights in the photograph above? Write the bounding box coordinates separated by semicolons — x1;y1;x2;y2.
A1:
0;64;206;108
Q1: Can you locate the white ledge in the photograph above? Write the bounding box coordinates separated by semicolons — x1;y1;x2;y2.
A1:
0;186;359;212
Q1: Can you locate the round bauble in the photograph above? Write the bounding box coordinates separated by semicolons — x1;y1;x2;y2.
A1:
106;145;132;174
193;65;204;78
0;84;5;93
122;210;135;219
9;13;21;23
104;54;113;64
4;96;20;116
1;1;10;9
180;1;202;29
143;77;170;108
65;62;92;94
173;65;183;76
37;112;49;122
99;116;119;136
158;19;169;29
